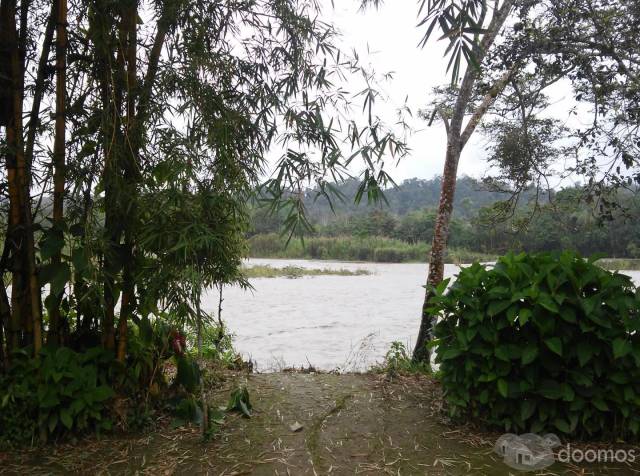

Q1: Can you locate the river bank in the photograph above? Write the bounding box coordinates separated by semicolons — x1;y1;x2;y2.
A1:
248;233;496;263
248;234;640;271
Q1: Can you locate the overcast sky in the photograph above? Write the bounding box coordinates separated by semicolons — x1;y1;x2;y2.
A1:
318;1;583;187
321;0;490;183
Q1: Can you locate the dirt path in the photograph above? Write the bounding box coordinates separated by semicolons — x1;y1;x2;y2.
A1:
1;373;638;475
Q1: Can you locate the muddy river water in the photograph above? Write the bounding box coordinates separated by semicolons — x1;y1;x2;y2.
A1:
200;258;640;371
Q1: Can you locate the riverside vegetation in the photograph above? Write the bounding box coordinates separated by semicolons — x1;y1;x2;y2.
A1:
242;264;371;279
2;0;640;473
249;177;640;265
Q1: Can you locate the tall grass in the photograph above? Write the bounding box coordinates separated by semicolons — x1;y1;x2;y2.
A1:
248;233;496;263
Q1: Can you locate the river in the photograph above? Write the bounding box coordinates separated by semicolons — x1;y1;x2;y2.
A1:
200;258;640;372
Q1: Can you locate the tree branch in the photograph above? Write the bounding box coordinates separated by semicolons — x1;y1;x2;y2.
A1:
460;67;514;148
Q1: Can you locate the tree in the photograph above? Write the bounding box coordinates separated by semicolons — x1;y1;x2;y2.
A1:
363;0;640;361
48;0;68;346
1;0;406;369
412;0;516;361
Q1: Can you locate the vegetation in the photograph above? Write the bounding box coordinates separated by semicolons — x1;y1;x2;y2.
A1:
0;0;405;446
249;233;495;264
359;0;640;361
249;178;640;262
0;346;115;445
242;264;371;279
432;252;640;439
1;0;639;461
375;341;431;378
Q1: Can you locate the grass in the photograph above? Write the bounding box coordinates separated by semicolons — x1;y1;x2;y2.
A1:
242;264;371;279
248;233;497;264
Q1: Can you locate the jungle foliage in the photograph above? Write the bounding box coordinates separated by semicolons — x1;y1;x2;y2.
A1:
249;178;640;261
0;0;406;444
432;252;640;439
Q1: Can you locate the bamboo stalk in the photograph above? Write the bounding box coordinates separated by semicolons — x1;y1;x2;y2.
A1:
48;0;68;346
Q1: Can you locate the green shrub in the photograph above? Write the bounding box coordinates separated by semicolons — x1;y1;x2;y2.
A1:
378;341;431;376
432;251;640;439
0;347;115;445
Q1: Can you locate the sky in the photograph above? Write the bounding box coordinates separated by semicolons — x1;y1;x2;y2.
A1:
316;1;584;187
320;0;492;183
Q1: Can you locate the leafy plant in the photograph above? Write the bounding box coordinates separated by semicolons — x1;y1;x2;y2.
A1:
0;347;115;445
175;356;202;394
380;341;431;377
227;386;252;418
186;324;237;365
432;251;640;439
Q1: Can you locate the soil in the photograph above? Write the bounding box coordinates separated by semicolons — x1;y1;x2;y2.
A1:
1;372;638;475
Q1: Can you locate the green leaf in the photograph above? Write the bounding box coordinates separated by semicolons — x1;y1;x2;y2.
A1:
561;383;575;402
239;401;252;418
521;344;538;365
576;342;594;366
553;418;571;433
40;262;71;296
521;399;536;421
40;228;65;261
497;378;508;398
518;308;532;325
559;306;576;323
544;337;563;356
487;300;511;317
592;398;609;412
48;413;59;434
60;409;73;430
494;346;511;362
40;390;61;409
538;380;563;400
538;295;559;313
613;338;631;359
93;385;114;402
440;348;462;361
227;386;252;418
610;371;630;384
478;373;497;382
176;356;201;393
71;247;90;273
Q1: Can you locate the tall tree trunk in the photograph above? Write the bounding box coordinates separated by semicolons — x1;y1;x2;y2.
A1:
196;291;203;358
117;0;139;363
0;237;11;365
90;4;121;352
0;282;10;367
413;140;462;362
412;0;514;362
2;0;41;354
48;0;67;346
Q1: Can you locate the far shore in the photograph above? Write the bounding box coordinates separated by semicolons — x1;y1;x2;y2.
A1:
247;255;640;271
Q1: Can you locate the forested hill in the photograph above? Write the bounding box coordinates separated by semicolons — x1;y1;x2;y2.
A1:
300;176;532;224
250;177;640;260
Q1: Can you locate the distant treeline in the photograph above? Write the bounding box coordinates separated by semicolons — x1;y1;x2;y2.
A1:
249;177;640;260
248;234;496;263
